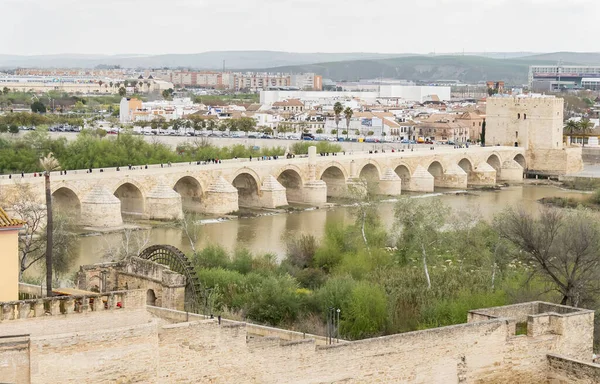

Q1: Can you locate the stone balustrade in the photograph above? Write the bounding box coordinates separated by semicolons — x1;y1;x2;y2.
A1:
0;289;145;322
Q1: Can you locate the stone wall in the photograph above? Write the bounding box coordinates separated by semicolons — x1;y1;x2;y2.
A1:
0;335;30;384
547;354;600;384
527;147;583;175
0;300;596;383
78;258;186;310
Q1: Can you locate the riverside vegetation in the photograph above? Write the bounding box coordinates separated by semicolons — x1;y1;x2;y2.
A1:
0;128;341;174
188;194;600;346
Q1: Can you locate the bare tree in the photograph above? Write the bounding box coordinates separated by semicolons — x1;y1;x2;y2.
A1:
346;178;380;252
1;183;76;284
101;228;152;261
179;212;202;253
394;197;448;290
495;207;600;307
2;183;46;279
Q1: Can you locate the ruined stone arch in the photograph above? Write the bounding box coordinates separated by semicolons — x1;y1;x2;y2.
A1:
173;176;204;213
51;186;82;222
138;245;201;313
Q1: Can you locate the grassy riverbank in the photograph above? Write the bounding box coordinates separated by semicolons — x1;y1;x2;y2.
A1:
539;189;600;210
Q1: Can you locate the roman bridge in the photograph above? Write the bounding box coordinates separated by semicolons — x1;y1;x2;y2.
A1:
0;146;526;228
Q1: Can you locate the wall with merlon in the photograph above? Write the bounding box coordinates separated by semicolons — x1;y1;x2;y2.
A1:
547;354;600;384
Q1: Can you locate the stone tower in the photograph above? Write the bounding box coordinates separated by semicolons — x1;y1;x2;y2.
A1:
487;95;582;175
486;95;564;150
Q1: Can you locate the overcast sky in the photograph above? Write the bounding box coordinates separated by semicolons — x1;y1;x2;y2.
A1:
3;0;599;55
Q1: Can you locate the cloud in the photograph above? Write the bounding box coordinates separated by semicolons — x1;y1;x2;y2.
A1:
1;0;599;55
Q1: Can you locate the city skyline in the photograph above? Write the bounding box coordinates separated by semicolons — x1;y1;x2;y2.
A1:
3;0;599;55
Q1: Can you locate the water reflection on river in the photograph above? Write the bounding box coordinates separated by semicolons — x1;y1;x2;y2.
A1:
74;185;589;269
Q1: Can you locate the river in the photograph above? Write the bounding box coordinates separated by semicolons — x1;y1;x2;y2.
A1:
69;184;590;270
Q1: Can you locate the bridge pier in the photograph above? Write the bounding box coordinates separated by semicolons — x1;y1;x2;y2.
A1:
80;185;123;228
470;163;497;186
302;180;327;205
378;168;402;196
407;165;434;192
437;164;468;189
145;182;183;221
260;176;288;208
201;177;238;215
500;160;524;182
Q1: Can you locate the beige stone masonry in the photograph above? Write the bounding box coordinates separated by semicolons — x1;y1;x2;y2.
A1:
200;177;238;215
378;168;402;196
471;162;497;185
79;185;123;227
439;163;468;189
408;165;435;192
145;181;184;221
501;159;524;182
259;175;288;208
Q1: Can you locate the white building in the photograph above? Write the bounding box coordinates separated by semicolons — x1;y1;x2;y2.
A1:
260;86;451;105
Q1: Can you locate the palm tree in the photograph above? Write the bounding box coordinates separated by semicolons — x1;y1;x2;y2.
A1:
333;102;343;140
564;120;580;145
578;119;594;147
40;153;60;297
344;107;353;140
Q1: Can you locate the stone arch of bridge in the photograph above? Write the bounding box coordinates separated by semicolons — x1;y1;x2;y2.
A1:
514;154;526;169
318;163;349;199
427;160;445;186
114;181;145;218
486;154;502;175
316;161;349;181
358;160;382;182
393;163;412;186
51;186;81;222
173;176;204;213
231;169;261;207
276;166;305;203
458;157;474;173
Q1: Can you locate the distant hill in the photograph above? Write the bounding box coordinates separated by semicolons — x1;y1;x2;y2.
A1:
2;51;599;85
515;52;600;65
0;51;410;69
254;55;542;84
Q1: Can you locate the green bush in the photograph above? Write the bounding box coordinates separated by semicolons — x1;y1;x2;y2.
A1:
193;244;230;269
230;247;253;274
196;268;247;310
294;268;327;289
245;275;300;325
285;234;318;268
315;275;357;316
291;141;342;155
340;282;388;339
